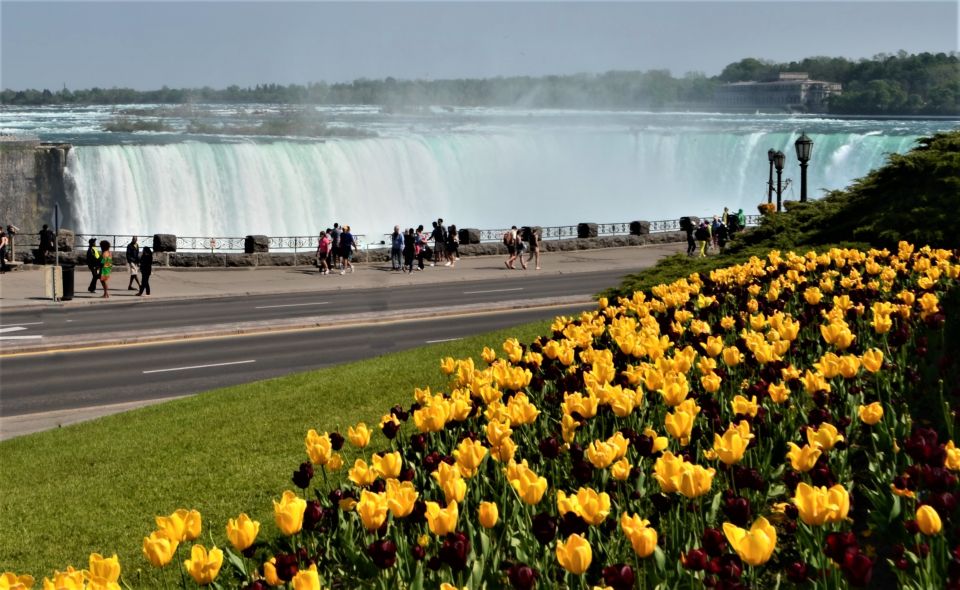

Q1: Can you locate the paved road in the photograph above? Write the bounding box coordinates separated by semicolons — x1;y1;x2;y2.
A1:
0;269;627;340
0;302;592;437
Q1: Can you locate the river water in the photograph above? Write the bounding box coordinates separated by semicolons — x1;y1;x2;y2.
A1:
2;104;956;237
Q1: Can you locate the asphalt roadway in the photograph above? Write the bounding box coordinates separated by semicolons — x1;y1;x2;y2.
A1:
0;243;686;439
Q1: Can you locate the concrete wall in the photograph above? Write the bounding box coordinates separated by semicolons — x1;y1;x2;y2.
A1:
0;139;71;233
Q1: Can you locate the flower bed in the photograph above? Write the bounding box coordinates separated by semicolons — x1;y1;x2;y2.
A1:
9;242;959;590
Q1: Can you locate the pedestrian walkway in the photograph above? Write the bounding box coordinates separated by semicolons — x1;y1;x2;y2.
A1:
0;243;685;310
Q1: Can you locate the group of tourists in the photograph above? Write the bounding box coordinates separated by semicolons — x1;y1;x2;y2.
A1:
684;207;746;258
313;223;361;275
503;225;541;271
85;236;153;298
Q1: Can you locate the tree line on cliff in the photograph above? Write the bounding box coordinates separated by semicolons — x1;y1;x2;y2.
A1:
2;51;957;115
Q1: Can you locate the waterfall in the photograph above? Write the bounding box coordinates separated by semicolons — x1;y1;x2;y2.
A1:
66;130;922;237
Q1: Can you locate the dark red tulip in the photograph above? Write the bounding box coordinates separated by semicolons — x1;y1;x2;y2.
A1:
292;462;314;489
786;561;810;583
532;513;558;544
440;532;471;571
602;563;635;590
507;563;538;590
367;538;397;569
842;550;873;587
329;432;345;451
303;500;324;530
683;549;709;571
702;527;727;557
274;553;298;582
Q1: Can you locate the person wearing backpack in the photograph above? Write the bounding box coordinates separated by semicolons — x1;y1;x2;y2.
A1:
126;236;141;291
695;221;710;258
86;238;101;293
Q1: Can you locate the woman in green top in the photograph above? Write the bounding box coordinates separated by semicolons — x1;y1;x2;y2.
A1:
99;240;113;298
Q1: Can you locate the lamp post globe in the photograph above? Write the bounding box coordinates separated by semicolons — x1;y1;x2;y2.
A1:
795;132;813;202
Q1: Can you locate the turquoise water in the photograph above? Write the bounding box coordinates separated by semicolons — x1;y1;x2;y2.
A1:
2;105;956;236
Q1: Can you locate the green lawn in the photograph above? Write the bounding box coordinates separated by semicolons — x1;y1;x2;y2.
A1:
0;320;551;584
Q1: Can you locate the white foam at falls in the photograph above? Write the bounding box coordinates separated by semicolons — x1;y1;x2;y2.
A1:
65;130;922;237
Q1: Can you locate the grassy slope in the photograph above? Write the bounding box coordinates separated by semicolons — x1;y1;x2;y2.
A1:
0;321;549;582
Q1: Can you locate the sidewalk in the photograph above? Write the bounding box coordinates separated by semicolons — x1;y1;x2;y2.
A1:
0;243;685;310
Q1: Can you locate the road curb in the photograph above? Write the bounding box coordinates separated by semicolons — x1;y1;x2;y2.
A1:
0;295;596;356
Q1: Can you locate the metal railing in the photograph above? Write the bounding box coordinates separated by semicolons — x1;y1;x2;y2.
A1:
19;215;760;254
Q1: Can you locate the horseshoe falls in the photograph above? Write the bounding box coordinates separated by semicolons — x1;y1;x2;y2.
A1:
7;106;949;237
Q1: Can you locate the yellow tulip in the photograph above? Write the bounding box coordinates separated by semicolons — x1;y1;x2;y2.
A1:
453;438;488;478
572;487;611;526
731;395;759;417
503;337;523;362
305;430;333;465
478;502;499;528
801;370;832;395
665;407;696;446
858;402;884;426
413;403;450;433
806;423;844;451
509;464;548;505
792;482;850;526
371;452;403;480
347;422;371;448
481;346;497;364
292;564;321;590
677;464;715;499
262;558;283;586
701;335;724;357
767;381;790;404
916;505;942;535
348;459;378;487
701;373;722;393
659;373;689;406
273;490;307;536
786;443;822;472
586;440;619;469
946;441;960;471
653;452;685;494
183;545;223;586
0;573;35;590
722;346;743;366
611;458;632;481
620;513;658;557
356;490;389;531
385;478;418;518
225;513;259;552
86;553;121;584
723;517;777;566
424;501;459;536
861;348;884;373
439;356;456;374
42;567;84;590
155;509;202;543
142;531;178;568
432;462;467;504
713;421;753;465
327;453;344;471
556;534;592;575
804;286;823;305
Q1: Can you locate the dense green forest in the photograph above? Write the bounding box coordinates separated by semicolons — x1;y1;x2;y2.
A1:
2;51;957;114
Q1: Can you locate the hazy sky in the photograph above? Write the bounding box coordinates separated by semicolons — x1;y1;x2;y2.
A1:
2;1;957;90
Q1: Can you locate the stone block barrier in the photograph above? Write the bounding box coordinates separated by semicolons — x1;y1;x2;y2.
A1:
459;228;481;245
577;223;598;239
630;221;651;235
153;234;177;252
245;235;270;253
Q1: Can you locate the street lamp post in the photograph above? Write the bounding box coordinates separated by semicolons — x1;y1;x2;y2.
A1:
774;150;786;212
795;132;813;202
767;148;775;204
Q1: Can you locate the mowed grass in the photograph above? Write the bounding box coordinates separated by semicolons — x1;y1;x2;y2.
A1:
0;320;552;584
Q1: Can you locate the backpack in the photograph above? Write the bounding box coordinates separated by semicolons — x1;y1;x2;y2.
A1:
503;232;511;246
695;226;709;241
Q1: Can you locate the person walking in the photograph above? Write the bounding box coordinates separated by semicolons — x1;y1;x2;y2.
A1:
695;221;710;258
684;219;696;257
402;228;415;273
126;236;141;291
330;223;342;271
431;219;447;266
0;228;9;274
37;224;55;264
137;246;153;296
98;240;113;298
339;225;356;274
390;225;404;271
445;224;459;268
85;238;101;292
415;224;428;271
525;226;541;270
316;230;332;275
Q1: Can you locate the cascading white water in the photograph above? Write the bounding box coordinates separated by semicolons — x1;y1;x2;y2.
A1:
65;129;922;237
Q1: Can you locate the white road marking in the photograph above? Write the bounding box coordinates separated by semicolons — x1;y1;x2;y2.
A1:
463;287;524;295
0;326;42;340
426;337;462;344
0;321;43;328
143;360;256;374
255;302;330;309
